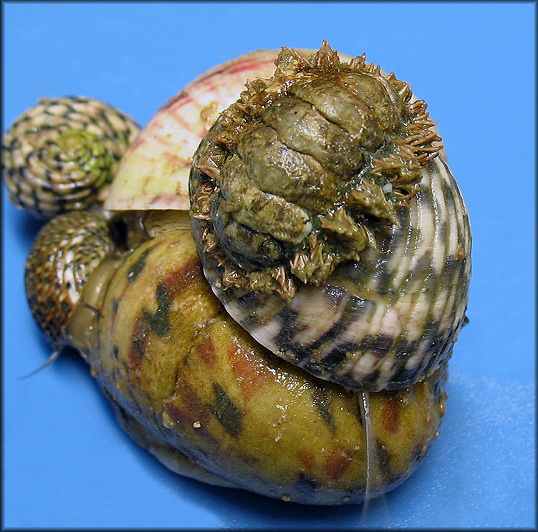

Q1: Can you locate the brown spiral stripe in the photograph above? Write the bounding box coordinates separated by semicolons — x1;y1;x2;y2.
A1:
2;96;140;218
25;211;115;347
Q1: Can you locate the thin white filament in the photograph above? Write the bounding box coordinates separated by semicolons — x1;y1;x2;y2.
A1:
359;390;376;521
18;346;63;379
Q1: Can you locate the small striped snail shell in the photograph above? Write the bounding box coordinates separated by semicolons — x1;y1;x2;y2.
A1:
2;96;140;218
24;211;117;349
190;42;471;392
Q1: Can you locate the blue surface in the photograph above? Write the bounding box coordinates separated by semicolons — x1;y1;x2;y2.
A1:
2;2;536;529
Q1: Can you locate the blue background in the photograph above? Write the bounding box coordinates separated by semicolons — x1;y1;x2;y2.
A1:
2;2;535;529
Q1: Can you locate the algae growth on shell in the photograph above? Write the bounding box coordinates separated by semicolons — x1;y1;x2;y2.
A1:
190;42;471;392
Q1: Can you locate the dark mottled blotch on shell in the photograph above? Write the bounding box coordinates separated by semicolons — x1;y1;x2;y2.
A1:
2;96;140;218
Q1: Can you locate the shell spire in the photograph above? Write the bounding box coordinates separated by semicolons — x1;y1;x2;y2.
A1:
24;211;116;349
2;96;140;218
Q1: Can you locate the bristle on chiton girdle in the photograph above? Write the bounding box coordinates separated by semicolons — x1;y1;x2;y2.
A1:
190;42;471;391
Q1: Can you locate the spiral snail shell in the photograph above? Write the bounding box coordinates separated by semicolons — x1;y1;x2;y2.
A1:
2;96;140;218
190;43;471;391
8;43;471;505
23;209;449;505
24;210;117;348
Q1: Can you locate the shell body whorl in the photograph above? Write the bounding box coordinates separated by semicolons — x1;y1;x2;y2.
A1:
25;210;116;348
201;156;471;391
22;206;451;505
2;96;140;218
86;228;449;505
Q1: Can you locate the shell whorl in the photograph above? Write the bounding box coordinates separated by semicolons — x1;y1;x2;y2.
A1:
2;96;140;218
205;157;471;391
25;211;116;348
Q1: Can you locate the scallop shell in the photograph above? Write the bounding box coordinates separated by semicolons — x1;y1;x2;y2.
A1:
2;96;140;218
104;48;352;211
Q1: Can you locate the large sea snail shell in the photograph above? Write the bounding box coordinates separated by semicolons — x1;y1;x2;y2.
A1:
24;210;448;505
190;43;471;391
2;96;140;218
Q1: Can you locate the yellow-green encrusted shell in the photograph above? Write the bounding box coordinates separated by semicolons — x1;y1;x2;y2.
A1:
24;210;448;504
